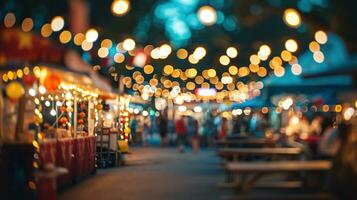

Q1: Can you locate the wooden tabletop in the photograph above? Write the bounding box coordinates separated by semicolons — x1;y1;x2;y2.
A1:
226;160;332;172
216;138;276;145
218;147;302;156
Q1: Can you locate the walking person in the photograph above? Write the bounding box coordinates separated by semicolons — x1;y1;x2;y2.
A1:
158;114;168;147
175;115;187;153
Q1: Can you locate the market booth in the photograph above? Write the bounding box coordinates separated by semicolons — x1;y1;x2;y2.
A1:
0;28;126;199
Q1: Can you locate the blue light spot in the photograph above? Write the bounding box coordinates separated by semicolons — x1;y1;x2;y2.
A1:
165;18;191;40
187;13;204;30
216;11;225;24
223;16;237;32
298;0;312;12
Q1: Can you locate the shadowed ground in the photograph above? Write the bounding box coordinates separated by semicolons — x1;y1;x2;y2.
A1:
59;147;225;200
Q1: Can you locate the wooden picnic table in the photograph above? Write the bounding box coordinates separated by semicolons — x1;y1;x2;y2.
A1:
216;138;277;148
223;160;332;192
218;147;302;161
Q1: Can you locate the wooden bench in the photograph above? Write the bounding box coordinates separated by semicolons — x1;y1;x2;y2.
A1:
223;160;332;192
216;138;276;148
218;147;302;161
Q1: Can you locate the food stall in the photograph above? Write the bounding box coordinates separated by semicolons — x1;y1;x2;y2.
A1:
0;28;119;199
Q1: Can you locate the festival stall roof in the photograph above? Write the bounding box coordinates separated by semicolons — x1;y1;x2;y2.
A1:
230;97;268;109
263;32;353;96
303;56;357;80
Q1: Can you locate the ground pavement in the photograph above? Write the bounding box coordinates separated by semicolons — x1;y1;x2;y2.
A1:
59;147;226;200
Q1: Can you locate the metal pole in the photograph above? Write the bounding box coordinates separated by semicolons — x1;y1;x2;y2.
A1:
73;94;78;137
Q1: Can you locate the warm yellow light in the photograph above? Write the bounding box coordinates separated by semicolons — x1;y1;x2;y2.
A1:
114;53;125;63
209;76;218;84
21;18;33;32
197;5;217;26
313;51;324;63
291;63;302;75
101;39;113;48
186;82;196;90
163;65;174;75
249;64;259;73
249;54;260;65
283;8;301;28
309;41;320;52
226;47;238;58
193;46;206;60
228;65;238;75
257;67;267;77
281;50;292;62
51;16;65;32
81;40;93;51
201;82;210;88
238;67;250;77
195;76;204;84
16;69;23;78
85;28;99;42
111;0;130;16
4;13;16;28
188;55;199;64
258;44;271;57
74;33;85;46
274;66;285;77
315;30;328;44
202;70;209;79
2;74;8;82
172;69;181;78
215;82;223;90
285;39;298;52
207;69;216;78
177;48;188;59
144;65;154;74
122;38;136;51
335;104;342;112
187;68;197;78
219;55;230;66
7;71;14;80
270;57;282;69
41;23;52;37
59;30;72;44
98;47;109;58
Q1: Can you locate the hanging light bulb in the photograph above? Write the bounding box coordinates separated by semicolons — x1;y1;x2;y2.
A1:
197;6;217;26
50;109;56;116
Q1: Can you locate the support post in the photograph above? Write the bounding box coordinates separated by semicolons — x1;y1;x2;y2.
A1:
73;94;78;138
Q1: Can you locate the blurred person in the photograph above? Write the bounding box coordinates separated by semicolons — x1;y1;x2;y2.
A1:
142;117;150;146
158;114;168;147
328;122;357;199
130;116;138;143
219;117;228;140
187;117;200;153
310;115;324;135
318;117;338;158
175;115;187;153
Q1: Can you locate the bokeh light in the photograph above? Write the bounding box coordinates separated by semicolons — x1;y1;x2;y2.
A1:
51;16;65;32
314;30;328;44
226;47;238;58
283;8;301;28
197;6;217;26
85;28;99;42
285;39;298;52
111;0;131;16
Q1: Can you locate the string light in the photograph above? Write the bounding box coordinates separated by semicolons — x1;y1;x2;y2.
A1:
198;6;217;26
111;0;131;16
283;8;301;28
85;28;99;42
51;16;65;32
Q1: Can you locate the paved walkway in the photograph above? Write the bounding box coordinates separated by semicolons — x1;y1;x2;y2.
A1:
60;147;225;200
